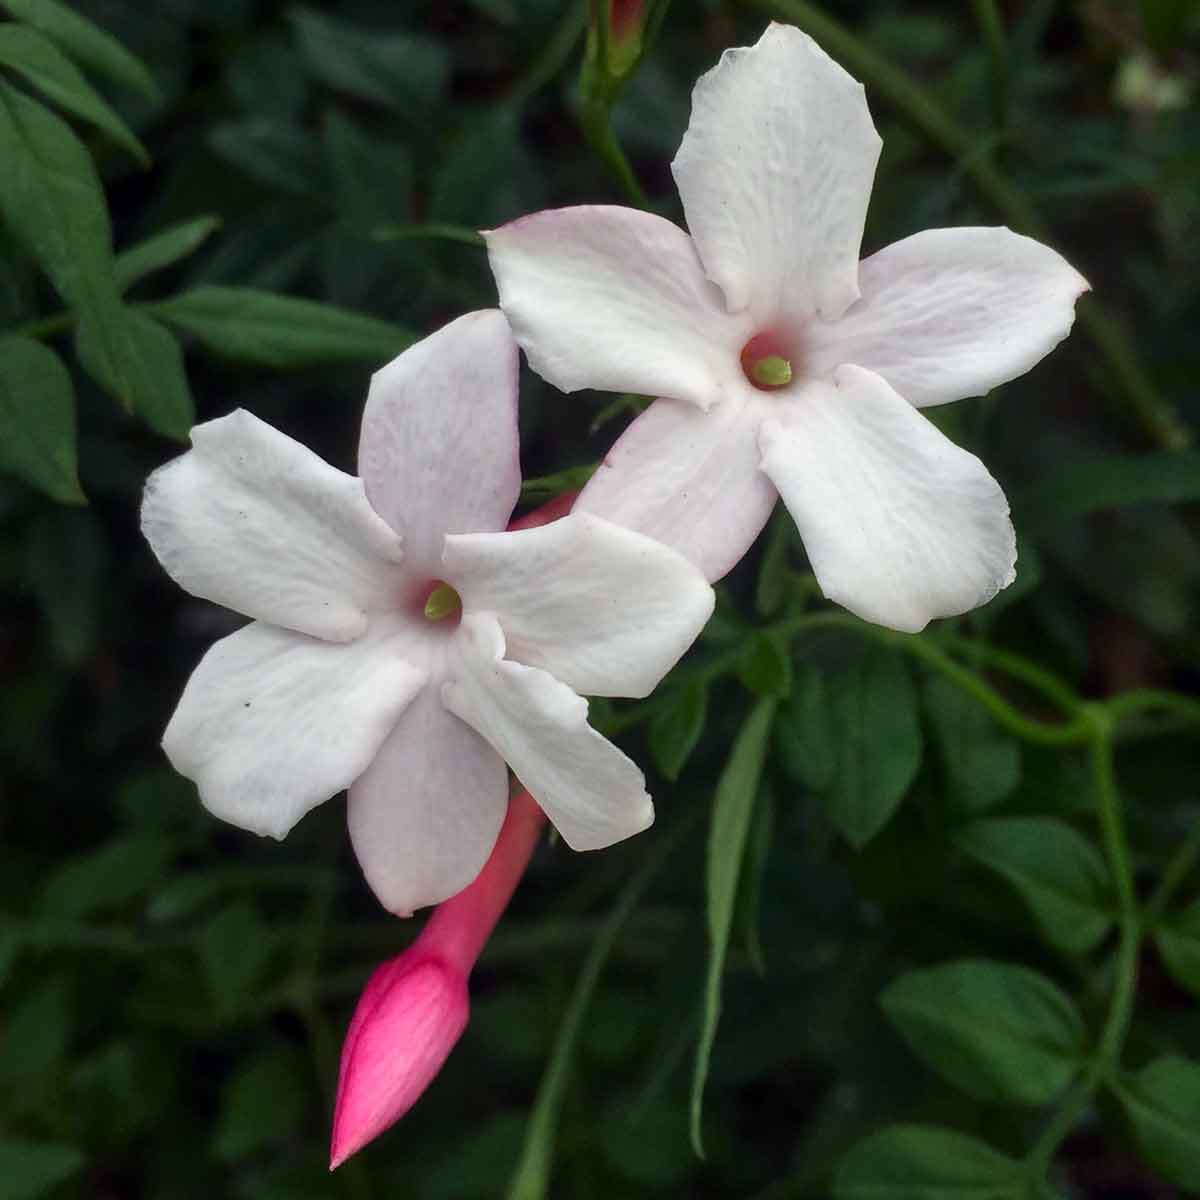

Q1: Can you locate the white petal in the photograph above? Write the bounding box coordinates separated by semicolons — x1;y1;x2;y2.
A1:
163;618;427;840
759;366;1016;633
806;227;1090;407
347;689;507;916
672;22;881;325
359;310;521;572
484;206;748;410
443;615;653;851
443;513;714;700
575;390;776;583
142;410;404;642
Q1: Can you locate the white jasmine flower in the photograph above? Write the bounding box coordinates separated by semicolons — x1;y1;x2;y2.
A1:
142;310;713;915
485;23;1089;633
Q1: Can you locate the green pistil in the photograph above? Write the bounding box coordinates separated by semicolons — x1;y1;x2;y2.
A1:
751;355;793;388
424;583;461;622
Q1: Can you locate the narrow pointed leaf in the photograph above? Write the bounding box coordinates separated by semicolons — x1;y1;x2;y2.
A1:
114;217;221;292
691;698;776;1154
0;0;157;98
0;25;147;163
0;81;139;406
76;309;193;439
0;336;82;503
507;824;685;1200
150;286;412;366
648;682;707;781
880;959;1085;1105
955;817;1111;955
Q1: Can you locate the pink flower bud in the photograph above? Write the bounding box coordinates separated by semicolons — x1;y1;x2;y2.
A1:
330;789;545;1169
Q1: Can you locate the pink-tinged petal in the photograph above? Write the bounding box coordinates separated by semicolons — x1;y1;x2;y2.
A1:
329;952;468;1170
443;513;713;699
672;22;881;326
163;618;426;839
759;365;1016;633
443;615;653;851
142;410;404;642
484;206;749;410
806;226;1090;407
575;390;776;583
359;310;520;573
348;689;508;916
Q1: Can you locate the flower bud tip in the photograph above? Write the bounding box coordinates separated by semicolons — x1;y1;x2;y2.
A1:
329;955;469;1169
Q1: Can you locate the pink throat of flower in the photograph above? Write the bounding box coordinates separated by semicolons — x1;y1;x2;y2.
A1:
740;329;801;392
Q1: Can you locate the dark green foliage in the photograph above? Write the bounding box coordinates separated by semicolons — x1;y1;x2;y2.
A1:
1;2;1199;1198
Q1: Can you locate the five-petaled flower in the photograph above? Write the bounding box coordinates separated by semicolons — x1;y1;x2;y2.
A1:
142;310;713;915
486;22;1090;633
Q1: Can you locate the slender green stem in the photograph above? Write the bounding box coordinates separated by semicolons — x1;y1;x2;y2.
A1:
1105;687;1200;728
13;310;73;340
507;1;589;108
970;0;1008;131
1026;724;1140;1178
740;0;1189;451
935;633;1083;714
580;93;649;207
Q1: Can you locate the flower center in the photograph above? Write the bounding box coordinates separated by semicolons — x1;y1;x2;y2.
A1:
740;330;799;392
422;581;461;624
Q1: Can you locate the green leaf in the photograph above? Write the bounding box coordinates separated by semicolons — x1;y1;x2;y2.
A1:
0;0;157;98
774;663;835;792
289;7;449;115
1013;452;1200;535
151;286;413;367
114;216;221;292
737;631;792;698
1115;1055;1200;1188
321;109;412;228
736;787;774;974
200;902;273;1020
755;509;793;616
37;834;171;918
880;959;1085;1105
955;817;1111;955
214;1042;307;1161
76;308;193;439
0;1140;85;1200
1155;899;1200;997
208;118;321;198
0;336;82;503
647;682;707;781
0;25;147;163
834;1125;1024;1200
0;80;133;400
691;698;777;1154
825;649;922;847
25;507;108;663
924;675;1020;815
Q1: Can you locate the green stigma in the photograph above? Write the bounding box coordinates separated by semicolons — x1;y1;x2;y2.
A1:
750;355;793;388
423;582;461;622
